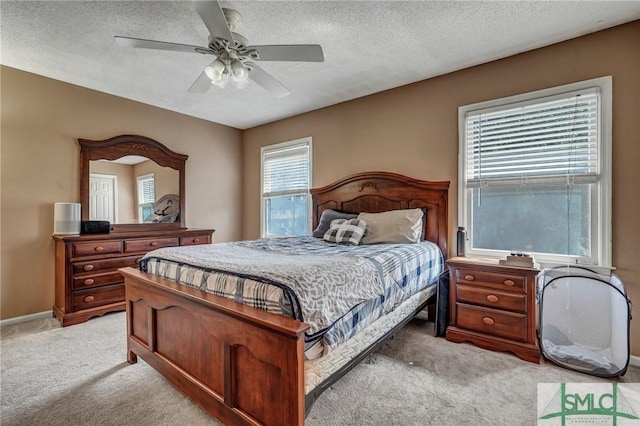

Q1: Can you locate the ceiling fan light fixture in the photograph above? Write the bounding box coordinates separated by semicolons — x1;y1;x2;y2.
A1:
211;71;229;88
230;60;249;82
204;59;226;81
115;0;324;97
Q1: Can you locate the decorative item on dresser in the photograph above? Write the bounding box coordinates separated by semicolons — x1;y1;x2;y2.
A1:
53;229;213;326
53;134;214;326
445;256;541;363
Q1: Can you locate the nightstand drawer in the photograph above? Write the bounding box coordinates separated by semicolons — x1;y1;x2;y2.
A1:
124;237;178;253
456;303;527;342
455;268;525;292
457;284;526;313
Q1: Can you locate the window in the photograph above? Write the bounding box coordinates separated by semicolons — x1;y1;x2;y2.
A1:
137;173;155;222
458;77;611;267
261;137;312;237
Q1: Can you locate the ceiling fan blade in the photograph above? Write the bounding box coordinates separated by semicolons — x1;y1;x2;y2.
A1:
188;71;212;93
194;1;234;42
115;36;208;54
249;45;324;62
246;62;291;98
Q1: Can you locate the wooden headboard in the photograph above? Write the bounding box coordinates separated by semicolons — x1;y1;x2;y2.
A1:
310;171;450;258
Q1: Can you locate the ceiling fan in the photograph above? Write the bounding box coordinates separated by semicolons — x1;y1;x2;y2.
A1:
115;1;324;98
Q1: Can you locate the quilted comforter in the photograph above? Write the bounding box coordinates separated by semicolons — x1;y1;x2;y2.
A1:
140;236;443;348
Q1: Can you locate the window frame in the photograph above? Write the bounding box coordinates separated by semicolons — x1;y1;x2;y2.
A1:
458;76;612;268
260;137;313;238
136;173;156;223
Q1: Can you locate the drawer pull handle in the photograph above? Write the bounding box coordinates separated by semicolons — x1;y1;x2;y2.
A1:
83;265;94;272
149;241;158;247
504;279;515;287
83;295;95;303
192;238;200;243
482;316;495;326
95;246;104;252
464;274;475;281
83;279;95;286
486;294;499;303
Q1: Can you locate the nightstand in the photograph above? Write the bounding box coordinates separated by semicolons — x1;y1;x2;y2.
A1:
445;256;541;363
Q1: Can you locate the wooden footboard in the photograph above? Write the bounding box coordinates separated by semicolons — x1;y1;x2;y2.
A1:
120;267;309;426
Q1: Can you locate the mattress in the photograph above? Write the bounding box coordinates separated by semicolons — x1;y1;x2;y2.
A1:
140;236;443;357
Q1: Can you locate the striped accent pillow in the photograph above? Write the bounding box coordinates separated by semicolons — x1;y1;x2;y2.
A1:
323;219;367;245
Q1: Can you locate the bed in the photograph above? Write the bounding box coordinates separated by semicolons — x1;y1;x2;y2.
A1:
119;171;449;425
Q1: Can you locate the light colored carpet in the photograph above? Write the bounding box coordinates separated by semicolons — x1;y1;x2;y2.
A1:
1;312;637;425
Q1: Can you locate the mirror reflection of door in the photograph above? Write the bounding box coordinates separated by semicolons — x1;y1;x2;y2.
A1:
89;173;117;223
89;157;178;224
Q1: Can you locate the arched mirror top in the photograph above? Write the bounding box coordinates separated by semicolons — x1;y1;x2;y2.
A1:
79;135;187;231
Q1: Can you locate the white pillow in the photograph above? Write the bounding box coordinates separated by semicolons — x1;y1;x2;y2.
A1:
358;208;423;244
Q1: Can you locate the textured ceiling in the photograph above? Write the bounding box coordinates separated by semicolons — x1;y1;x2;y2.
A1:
2;1;639;130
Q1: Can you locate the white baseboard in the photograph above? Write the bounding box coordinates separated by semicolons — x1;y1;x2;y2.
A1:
630;355;640;368
0;310;53;327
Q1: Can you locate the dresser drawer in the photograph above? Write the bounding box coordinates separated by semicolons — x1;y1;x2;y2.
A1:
179;234;210;246
72;284;125;311
124;237;178;253
456;303;527;342
72;271;124;290
72;241;122;257
455;268;525;292
457;284;526;313
72;255;142;274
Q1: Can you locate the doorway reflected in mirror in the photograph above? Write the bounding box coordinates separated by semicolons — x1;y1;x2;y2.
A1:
89;157;179;224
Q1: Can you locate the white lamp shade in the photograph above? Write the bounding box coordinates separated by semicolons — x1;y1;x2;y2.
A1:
204;59;226;82
230;60;248;82
54;203;81;235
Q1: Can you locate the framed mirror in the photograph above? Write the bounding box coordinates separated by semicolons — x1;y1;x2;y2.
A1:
79;135;187;231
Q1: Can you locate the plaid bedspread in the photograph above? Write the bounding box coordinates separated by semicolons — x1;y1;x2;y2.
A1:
140;237;443;348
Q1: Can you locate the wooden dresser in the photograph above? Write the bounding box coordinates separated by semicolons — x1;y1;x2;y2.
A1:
445;256;540;363
53;228;214;326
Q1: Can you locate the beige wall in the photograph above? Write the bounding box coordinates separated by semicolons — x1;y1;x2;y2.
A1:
243;22;640;355
135;161;180;202
0;66;243;320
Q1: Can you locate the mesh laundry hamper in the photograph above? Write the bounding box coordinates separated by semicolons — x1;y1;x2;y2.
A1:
538;266;632;377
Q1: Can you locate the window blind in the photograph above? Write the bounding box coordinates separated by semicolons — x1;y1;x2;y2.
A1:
137;175;155;204
263;142;310;197
465;88;600;188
